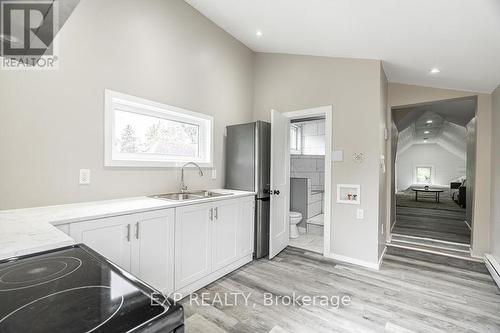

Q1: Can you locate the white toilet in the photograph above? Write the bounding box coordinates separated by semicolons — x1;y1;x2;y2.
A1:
289;211;302;239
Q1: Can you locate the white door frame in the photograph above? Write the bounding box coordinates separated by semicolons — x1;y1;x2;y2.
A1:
281;105;333;255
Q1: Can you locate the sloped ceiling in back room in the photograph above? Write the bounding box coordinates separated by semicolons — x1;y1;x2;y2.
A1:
394;98;476;159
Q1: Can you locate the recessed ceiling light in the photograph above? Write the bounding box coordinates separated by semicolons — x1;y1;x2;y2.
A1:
256;30;263;37
426;120;433;124
429;68;441;74
424;130;430;134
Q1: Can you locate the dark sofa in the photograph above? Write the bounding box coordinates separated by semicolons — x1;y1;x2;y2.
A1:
451;181;466;208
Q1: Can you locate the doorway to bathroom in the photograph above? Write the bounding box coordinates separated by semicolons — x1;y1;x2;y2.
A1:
288;117;327;253
268;105;332;258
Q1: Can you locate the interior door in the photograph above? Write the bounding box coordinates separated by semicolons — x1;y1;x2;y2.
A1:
269;109;290;259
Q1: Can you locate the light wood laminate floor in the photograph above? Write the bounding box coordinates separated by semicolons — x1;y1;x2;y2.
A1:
181;247;500;333
394;205;470;244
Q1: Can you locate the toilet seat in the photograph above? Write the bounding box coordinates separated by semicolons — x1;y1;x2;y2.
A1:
290;211;302;219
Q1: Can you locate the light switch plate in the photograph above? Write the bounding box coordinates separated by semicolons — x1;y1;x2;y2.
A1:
356;209;364;220
332;150;344;162
211;169;217;180
79;169;91;185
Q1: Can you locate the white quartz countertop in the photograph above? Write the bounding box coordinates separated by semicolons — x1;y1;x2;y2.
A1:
0;189;254;260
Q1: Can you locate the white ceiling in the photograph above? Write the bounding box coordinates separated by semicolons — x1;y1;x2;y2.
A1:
186;0;500;93
394;98;475;159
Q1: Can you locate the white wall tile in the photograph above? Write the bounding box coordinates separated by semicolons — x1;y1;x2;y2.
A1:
293;172;320;185
301;122;318;136
303;135;324;148
308;201;322;217
291;158;316;172
317;121;325;135
303;147;325;155
316;158;325;171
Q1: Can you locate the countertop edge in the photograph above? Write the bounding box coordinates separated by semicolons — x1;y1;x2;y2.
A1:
0;190;255;261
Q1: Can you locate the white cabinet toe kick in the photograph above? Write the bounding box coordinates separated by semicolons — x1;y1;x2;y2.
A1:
66;196;255;296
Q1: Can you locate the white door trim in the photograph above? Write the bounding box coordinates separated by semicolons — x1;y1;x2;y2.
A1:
282;105;333;256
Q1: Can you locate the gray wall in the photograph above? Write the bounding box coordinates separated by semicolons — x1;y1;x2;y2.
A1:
253;53;385;266
387;83;492;257
491;84;500;262
0;0;255;209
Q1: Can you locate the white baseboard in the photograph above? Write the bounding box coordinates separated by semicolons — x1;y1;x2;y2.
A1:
326;252;380;270
377;246;387;269
484;254;500;289
176;254;253;298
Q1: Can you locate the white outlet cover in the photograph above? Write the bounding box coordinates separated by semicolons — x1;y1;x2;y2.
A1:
211;169;217;180
356;209;364;220
79;169;91;185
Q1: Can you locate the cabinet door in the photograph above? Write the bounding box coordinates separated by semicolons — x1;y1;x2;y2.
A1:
212;199;239;271
237;197;255;257
175;202;213;290
70;216;132;271
131;209;175;294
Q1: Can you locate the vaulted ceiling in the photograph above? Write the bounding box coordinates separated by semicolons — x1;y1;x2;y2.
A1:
394;98;476;159
186;0;500;93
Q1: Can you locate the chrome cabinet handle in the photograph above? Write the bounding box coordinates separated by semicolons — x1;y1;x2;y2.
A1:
209;208;213;221
135;222;139;240
126;224;131;242
214;207;218;220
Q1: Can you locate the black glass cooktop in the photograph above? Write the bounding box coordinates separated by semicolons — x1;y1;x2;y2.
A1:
0;244;183;333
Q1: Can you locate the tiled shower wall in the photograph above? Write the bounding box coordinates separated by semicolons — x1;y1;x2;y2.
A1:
290;155;325;191
299;119;325;155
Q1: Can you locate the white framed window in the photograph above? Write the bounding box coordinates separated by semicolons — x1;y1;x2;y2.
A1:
290;124;302;154
416;166;432;184
105;90;213;167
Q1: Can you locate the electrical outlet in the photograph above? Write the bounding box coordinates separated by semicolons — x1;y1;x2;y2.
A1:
79;169;91;185
356;209;364;220
211;169;217;180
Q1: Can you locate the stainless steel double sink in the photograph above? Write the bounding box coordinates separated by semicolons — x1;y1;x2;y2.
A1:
149;190;232;202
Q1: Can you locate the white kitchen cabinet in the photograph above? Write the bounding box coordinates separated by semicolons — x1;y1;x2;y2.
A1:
131;210;175;294
68;194;255;296
70;209;175;293
211;198;239;271
174;197;255;293
174;202;213;290
70;215;133;271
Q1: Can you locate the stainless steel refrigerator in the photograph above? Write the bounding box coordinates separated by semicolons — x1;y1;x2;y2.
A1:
225;121;271;259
